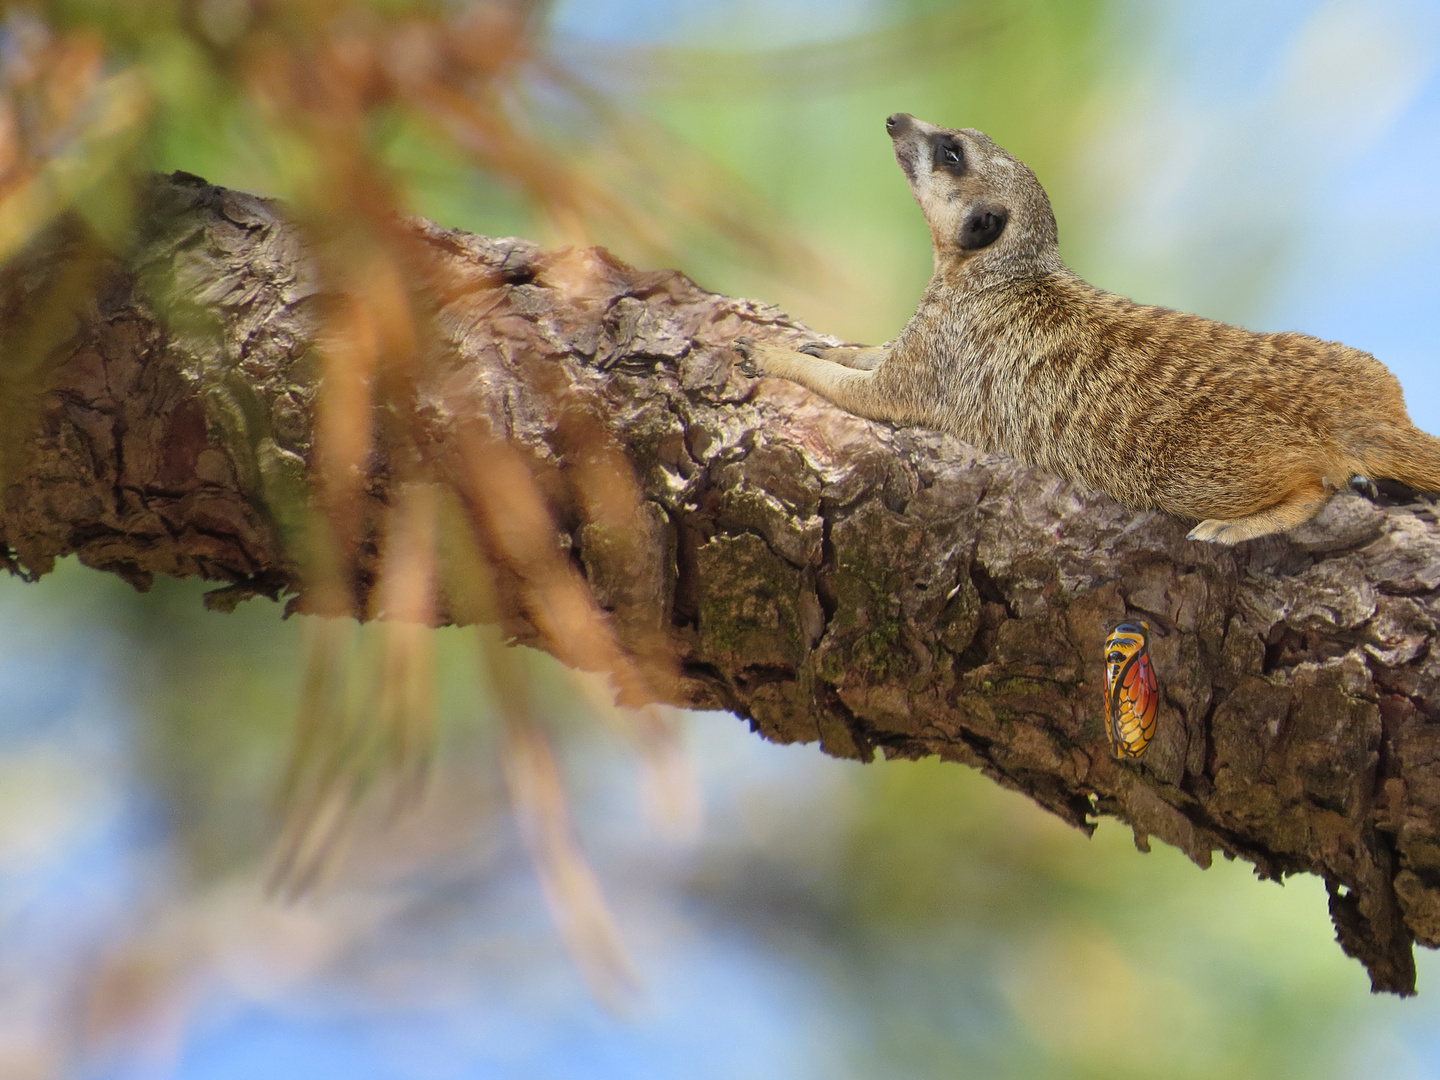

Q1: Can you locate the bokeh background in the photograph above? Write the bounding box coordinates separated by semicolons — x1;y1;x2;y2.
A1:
5;0;1440;1076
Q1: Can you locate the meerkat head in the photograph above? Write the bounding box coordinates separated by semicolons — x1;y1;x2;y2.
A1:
886;113;1059;278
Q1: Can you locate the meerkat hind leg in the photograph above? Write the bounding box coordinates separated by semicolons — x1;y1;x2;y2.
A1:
1187;477;1331;544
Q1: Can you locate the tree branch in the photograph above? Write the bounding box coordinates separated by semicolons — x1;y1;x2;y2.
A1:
4;174;1439;993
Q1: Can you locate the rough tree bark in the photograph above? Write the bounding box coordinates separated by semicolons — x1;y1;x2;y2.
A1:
4;174;1440;994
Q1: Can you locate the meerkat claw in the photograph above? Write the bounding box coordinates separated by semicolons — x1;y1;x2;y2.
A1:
798;342;828;357
1351;475;1381;499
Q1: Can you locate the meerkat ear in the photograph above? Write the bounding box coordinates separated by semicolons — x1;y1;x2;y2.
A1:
959;206;1008;250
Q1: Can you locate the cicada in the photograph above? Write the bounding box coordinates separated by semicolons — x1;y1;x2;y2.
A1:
1103;620;1158;759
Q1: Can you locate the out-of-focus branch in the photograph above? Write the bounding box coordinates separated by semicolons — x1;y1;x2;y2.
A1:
5;174;1440;994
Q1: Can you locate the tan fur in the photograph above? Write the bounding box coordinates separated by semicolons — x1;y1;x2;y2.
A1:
733;113;1440;544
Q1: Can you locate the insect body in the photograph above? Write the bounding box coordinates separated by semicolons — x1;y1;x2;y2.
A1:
1104;620;1158;759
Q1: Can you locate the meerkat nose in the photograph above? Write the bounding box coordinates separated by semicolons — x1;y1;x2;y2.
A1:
886;113;913;136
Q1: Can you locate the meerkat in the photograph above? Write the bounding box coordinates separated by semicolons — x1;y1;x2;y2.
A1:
732;113;1440;543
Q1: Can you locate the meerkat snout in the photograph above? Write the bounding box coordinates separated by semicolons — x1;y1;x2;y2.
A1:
887;113;922;183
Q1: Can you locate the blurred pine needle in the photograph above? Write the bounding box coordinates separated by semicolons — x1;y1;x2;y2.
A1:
481;628;640;1006
0;0;1018;999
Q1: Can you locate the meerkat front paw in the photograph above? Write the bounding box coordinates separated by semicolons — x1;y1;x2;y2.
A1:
732;335;760;377
732;335;793;378
798;342;829;358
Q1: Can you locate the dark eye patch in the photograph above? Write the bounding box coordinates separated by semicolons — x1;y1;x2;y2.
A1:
932;137;964;175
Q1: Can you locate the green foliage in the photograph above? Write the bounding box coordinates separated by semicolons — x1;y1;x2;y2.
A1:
826;758;1364;1079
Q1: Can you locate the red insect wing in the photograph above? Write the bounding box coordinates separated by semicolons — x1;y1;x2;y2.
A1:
1122;650;1158;731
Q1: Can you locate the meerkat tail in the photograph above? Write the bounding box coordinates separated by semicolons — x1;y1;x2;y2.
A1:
1363;426;1440;493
